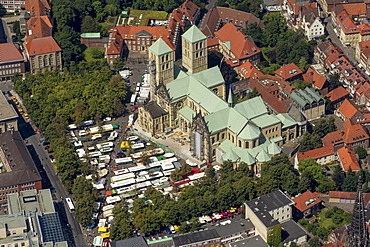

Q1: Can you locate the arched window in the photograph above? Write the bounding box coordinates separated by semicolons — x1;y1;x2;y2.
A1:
238;140;242;147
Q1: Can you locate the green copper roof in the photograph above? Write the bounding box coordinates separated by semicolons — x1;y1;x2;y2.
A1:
267;141;281;155
289;87;323;108
148;38;173;56
238;124;260;140
234;96;268;120
218;139;276;164
191;66;225;88
276;113;296;128
240;152;256;165
222;149;239;162
251;114;281;129
256;149;271;163
224;41;231;50
182;25;207;43
178;106;196;123
166;74;228;113
81;33;100;38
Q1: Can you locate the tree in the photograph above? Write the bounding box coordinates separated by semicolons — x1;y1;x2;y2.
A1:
328;73;341;91
308;237;321;247
93;1;105;21
298;56;308;71
332;165;345;190
268;225;282;246
113;57;125;71
104;4;119;16
292;80;311;90
81;16;101;33
342;168;358;192
298;133;322;152
90;47;104;59
355;146;367;159
246;87;260;100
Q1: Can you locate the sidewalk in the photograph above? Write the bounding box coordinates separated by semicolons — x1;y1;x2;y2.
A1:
132;123;201;164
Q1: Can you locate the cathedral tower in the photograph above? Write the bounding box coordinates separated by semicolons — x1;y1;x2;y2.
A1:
181;25;208;74
346;176;369;247
148;38;175;86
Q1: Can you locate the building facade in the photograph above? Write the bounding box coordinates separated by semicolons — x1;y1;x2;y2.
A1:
0;43;25;81
0;131;42;204
138;25;302;167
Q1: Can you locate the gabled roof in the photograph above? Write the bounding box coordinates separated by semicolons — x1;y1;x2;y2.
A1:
297;145;335;161
0;43;24;63
337;99;359;120
256;149;271;163
26;0;51;16
26;36;61;56
215;23;260;61
267;142;282;155
182;25;207;43
274;63;302;80
303;67;327;89
292;190;322;212
337;146;360;171
234;96;268;119
290;87;324;108
148;37;173;56
222;149;240;162
26;16;52;41
325;86;349;103
237;61;264;79
200;6;262;37
323;124;369;147
178;0;200;21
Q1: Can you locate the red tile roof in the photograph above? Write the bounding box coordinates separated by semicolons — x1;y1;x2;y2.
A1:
293;191;322;212
297;145;335;162
323;124;369;147
337;10;359;34
329;191;356;199
337;146;360;171
106;25;176;55
237;61;264;79
178;0;200;22
0;43;24;63
214;23;260;61
200;7;262;37
337;99;359;120
26;16;52;41
303;67;327;89
26;0;50;16
26;36;61;56
325;86;349;103
358;40;370;58
207;37;219;47
274;63;302;80
249;77;292;113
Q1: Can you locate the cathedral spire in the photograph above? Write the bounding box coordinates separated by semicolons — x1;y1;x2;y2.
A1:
227;87;234;107
346;176;368;247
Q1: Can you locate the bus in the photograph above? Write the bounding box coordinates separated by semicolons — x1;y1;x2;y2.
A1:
110;173;136;183
65;198;75;213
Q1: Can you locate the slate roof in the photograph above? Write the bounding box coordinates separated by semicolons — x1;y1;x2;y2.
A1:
148;37;173;56
246;190;294;227
231;236;268;247
110;236;149;247
144;101;168;118
0;131;41;188
281;220;307;244
173;229;220;246
182;25;207;43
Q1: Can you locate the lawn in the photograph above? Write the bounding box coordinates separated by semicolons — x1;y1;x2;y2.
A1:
84;47;105;62
128;9;168;26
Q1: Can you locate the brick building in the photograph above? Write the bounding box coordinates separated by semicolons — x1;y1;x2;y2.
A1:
214;23;261;67
0;131;42;204
0;43;25;81
25;36;62;73
0;91;18;133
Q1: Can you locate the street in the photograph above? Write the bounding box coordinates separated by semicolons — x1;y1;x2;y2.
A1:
15;107;86;247
325;16;370;81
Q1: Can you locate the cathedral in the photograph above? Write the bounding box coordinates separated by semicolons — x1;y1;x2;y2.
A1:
137;25;305;172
